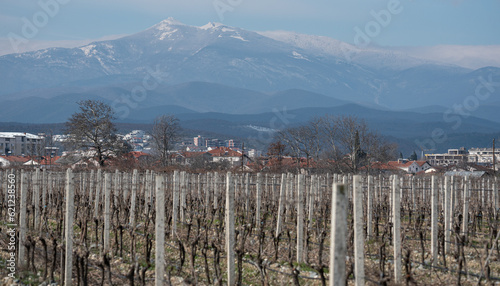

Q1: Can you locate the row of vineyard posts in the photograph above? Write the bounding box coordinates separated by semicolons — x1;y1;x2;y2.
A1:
1;169;499;285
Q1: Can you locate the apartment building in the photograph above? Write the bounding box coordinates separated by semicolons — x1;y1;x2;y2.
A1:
0;132;44;156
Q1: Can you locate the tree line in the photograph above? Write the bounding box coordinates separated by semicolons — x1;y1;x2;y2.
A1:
64;99;397;172
269;115;398;173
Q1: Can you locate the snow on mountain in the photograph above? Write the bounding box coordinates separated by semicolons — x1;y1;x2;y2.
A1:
258;30;435;70
0;18;499;110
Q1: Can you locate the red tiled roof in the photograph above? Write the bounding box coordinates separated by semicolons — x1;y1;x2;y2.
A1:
39;156;61;165
387;160;429;168
414;161;429;167
366;161;400;170
0;155;30;163
128;151;150;159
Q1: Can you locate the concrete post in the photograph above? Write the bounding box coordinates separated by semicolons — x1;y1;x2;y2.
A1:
104;173;111;253
94;169;102;218
296;174;305;263
431;176;438;266
462;178;470;239
33;169;40;230
245;173;250;212
130;169;138;226
367;175;373;238
214;172;219;209
494;177;498;217
308;175;316;228
64;169;75;286
329;183;347;286
155;175;166;285
18;171;28;268
392;175;402;283
444;176;451;254
180;171;186;222
275;174;286;238
256;173;262;227
88;170;94;206
225;172;235;286
353;175;364;286
172;171;179;238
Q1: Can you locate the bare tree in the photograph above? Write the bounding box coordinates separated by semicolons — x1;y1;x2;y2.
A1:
150;114;181;167
275;115;397;173
65;100;120;167
275;119;323;171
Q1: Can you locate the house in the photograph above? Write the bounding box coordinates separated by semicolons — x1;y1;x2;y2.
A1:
38;156;61;168
173;151;211;166
127;151;151;162
387;160;432;174
0;155;30;167
208;147;244;166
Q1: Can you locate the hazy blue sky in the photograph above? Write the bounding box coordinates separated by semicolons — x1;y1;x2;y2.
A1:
1;0;499;47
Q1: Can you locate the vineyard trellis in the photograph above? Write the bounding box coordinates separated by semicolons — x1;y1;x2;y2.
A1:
0;169;499;285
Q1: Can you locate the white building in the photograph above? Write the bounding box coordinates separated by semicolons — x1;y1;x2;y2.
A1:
425;147;468;166
388;159;432;174
468;148;500;165
0;132;44;156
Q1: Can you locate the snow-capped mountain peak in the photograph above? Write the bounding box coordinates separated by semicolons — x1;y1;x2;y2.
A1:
200;22;225;30
155;17;185;27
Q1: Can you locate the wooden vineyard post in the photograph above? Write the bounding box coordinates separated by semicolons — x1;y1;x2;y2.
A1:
104;173;111;253
296;174;305;263
143;170;150;214
245;173;250;213
275;174;286;238
367;175;373;238
285;173;293;219
444;176;451;254
130;169;138;226
494;177;498;217
197;174;201;199
180;171;186;222
462;178;470;239
411;176;416;209
481;179;485;209
329;183;347;286
88;170;94;206
423;178;427;205
18;171;27;268
205;173;211;213
225;172;235;285
214;172;219;209
47;172;52;211
33;169;40;230
431;176;438;266
94;169;102;218
113;170;119;208
155;175;166;285
450;176;456;224
64;169;75;286
353;175;364;286
256;173;262;228
308;175;316;228
393;175;402;283
172;170;179;238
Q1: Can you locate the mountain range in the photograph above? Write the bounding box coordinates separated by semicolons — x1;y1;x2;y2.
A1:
0;18;499;153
